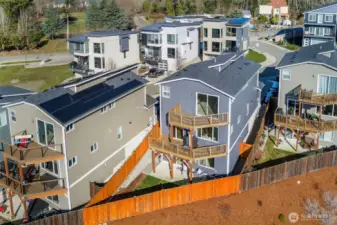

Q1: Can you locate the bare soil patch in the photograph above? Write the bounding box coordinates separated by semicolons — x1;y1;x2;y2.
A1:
110;166;337;225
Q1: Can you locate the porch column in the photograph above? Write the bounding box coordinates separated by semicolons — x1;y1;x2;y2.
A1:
20;196;28;219
152;151;157;173
298;102;302;119
169;125;174;143
18;164;24;194
184;160;193;183
316;133;320;150
189;129;193;150
8;190;14;219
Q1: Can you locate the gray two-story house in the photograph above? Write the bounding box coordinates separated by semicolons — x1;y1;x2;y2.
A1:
275;42;337;151
150;52;261;177
1;65;156;215
303;2;337;46
202;18;249;60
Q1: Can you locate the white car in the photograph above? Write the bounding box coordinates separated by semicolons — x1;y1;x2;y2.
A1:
283;19;291;26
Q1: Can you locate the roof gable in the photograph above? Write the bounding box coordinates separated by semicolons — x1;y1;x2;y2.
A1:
268;0;288;8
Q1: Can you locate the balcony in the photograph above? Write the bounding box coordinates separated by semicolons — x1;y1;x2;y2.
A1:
70;63;93;75
149;136;227;160
274;113;337;133
299;89;337;105
169;105;228;129
0;163;67;199
2;141;64;165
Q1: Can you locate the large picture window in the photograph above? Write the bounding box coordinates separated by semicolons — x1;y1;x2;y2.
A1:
197;93;218;115
37;120;55;147
197;127;218;142
318;75;337;94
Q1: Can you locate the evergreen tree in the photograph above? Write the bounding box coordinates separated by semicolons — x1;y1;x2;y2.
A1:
103;0;128;30
165;0;175;16
42;7;63;39
143;0;150;12
85;0;103;30
176;0;184;15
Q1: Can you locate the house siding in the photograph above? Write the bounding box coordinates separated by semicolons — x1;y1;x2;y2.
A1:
66;87;154;208
0;108;10;162
7;103;69;210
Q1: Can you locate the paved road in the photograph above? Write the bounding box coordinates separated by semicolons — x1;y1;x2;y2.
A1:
0;52;73;64
250;40;287;66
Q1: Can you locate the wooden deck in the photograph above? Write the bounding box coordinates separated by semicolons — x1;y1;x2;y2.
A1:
0;173;67;199
149;136;227;160
299;89;337;105
274;114;337;133
169;105;228;129
2;142;64;165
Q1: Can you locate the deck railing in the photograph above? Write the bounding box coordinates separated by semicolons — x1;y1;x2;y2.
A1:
149;137;227;160
299;89;337;105
274;113;337;132
169;105;228;129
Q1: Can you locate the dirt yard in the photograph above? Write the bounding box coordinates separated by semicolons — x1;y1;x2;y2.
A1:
110;166;337;225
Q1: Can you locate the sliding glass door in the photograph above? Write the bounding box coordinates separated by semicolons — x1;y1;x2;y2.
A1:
37;119;55;147
197;93;219;115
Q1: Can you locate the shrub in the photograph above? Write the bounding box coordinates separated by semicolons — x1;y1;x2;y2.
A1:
258;15;269;23
278;213;285;223
270;17;278;24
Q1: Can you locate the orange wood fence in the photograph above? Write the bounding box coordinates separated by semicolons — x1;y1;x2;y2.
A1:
82;175;241;225
85;123;160;207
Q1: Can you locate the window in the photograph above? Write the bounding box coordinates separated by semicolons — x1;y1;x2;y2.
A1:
90;142;98;153
197;93;218;115
101;102;115;113
47;195;59;204
197;127;218;142
237;115;241;124
93;43;101;54
308;14;316;22
282;69;291;80
319;105;337;117
0;111;7;127
325;27;332;35
101;105;108;113
66;123;74;132
117;126;122;140
162;86;170;98
41;161;59;175
325;15;333;22
10;111;16;122
68;156;78;168
102;57;105;69
246;103;250;116
212;29;220;38
309;26;315;34
204;28;208;38
318;27;324;36
94;57;102;69
230;125;233;135
318;75;337;94
37;120;55;146
204;41;208;51
167;34;176;44
173;127;183;140
108;102;115;109
212;42;220;52
198;158;215;168
167;48;175;58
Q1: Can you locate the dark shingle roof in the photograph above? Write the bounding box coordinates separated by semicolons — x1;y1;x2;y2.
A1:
69;30;138;43
158;52;261;98
141;22;201;32
20;71;148;125
277;41;337;69
0;86;33;106
305;2;337;13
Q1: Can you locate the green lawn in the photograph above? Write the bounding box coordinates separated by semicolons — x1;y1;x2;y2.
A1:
0;65;73;91
255;136;296;165
60;12;87;36
135;175;169;190
245;50;267;63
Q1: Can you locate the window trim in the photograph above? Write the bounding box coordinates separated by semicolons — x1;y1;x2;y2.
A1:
94;57;102;69
117;126;123;141
212;28;221;38
195;92;220;116
325;14;333;22
68;156;78;169
10;110;16;123
36;118;56;150
211;41;220;53
66;123;75;133
90;142;99;153
204;41;208;51
93;43;101;54
308;13;316;22
40;161;60;177
167;34;176;45
167;47;176;59
162;86;170;98
46;195;60;205
317;74;337;94
197;127;219;143
282;69;291;80
204;28;208;38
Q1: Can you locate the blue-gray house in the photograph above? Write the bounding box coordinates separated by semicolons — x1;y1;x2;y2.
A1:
303;2;337;46
151;52;261;178
0;86;33;160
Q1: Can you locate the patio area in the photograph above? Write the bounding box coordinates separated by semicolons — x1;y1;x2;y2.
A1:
150;160;189;182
